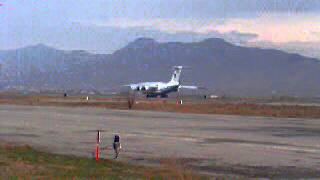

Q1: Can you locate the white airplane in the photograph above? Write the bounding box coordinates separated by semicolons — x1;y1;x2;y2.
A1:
126;66;201;98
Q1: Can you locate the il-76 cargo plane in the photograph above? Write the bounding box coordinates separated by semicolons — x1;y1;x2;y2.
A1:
126;66;202;98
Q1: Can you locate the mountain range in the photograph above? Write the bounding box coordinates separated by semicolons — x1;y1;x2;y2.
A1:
0;38;320;97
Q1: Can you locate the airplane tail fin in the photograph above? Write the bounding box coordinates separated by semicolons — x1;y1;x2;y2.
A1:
169;66;183;84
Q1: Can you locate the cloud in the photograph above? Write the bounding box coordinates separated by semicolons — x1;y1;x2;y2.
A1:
222;31;258;44
78;18;226;34
2;0;320;45
95;0;320;19
312;31;320;37
102;0;320;19
79;14;320;43
215;14;320;43
0;19;257;54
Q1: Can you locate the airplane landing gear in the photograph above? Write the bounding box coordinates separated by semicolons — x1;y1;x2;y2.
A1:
160;94;168;98
146;94;157;98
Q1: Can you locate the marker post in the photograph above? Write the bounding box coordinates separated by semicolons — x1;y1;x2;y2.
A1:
96;130;101;161
95;143;99;161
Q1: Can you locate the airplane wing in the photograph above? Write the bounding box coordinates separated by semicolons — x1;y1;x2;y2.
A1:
179;85;205;90
123;83;158;91
123;84;138;90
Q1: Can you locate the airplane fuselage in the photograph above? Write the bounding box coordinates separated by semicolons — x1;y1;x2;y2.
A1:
131;81;180;98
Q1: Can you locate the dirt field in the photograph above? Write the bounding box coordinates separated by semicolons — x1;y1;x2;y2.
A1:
1;93;320;119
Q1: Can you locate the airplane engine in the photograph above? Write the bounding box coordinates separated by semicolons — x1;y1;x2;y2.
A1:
141;86;148;91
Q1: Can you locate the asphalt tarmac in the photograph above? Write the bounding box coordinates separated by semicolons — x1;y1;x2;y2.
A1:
1;104;320;178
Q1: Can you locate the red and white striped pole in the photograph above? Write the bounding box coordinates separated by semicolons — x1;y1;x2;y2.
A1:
96;130;101;161
95;143;99;161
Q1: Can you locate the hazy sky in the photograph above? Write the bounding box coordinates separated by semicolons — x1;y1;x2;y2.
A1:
0;0;320;56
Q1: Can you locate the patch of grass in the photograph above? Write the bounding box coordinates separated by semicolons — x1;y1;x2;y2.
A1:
0;144;206;179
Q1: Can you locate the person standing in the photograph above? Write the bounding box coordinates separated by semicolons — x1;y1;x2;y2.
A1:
113;134;121;159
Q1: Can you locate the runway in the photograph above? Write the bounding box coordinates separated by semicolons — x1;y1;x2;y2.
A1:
1;104;320;177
